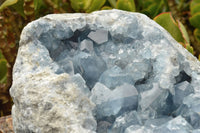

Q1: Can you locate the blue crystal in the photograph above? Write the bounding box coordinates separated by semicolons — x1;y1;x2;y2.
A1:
109;111;142;133
99;66;134;89
80;39;94;52
192;129;200;133
88;30;108;44
173;81;194;108
73;52;107;88
144;116;173;128
70;73;90;96
138;83;174;115
124;125;153;133
90;83;138;119
174;93;200;129
153;116;193;133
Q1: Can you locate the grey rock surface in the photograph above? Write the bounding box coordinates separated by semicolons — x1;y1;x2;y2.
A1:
10;9;200;133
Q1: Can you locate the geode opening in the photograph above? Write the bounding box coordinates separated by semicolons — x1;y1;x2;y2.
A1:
38;24;191;130
10;10;200;133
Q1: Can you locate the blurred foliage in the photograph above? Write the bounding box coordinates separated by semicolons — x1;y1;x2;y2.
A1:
0;50;7;84
116;0;135;12
136;0;169;18
189;0;200;55
0;0;200;116
0;0;18;12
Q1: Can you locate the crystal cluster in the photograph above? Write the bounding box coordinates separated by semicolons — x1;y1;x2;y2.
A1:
10;9;200;133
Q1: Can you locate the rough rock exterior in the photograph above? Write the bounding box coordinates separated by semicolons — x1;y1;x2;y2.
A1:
10;9;200;133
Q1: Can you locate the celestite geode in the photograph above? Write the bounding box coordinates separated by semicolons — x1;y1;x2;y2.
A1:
10;9;200;133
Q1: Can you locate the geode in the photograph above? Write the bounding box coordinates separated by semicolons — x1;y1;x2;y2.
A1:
10;9;200;133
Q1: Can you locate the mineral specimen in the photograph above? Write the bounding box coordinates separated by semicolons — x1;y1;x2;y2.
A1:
10;9;200;133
